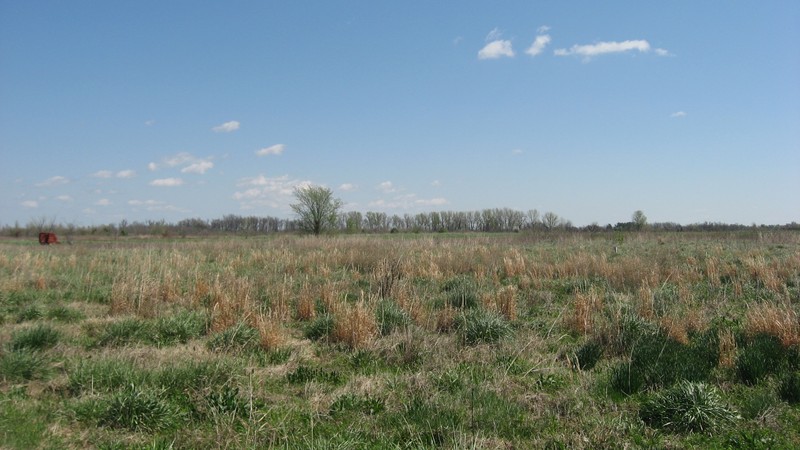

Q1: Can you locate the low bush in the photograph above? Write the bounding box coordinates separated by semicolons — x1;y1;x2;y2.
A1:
640;381;739;433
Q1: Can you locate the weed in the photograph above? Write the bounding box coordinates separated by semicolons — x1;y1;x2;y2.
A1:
572;339;603;371
736;333;788;384
87;317;151;348
45;305;85;322
286;365;343;384
329;393;385;416
305;313;335;341
640;381;739;433
154;310;208;346
15;305;43;322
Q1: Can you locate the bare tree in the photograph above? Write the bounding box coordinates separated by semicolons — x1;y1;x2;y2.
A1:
542;212;560;230
291;185;343;235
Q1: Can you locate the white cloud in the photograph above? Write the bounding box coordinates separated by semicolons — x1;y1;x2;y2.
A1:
478;40;515;59
145;119;156;126
212;120;240;133
21;200;38;208
181;161;214;174
537;25;551;34
128;199;187;212
95;198;112;206
339;183;357;192
233;174;312;210
655;48;671;56
378;181;397;193
431;180;441;187
164;152;194;167
368;193;447;210
36;176;70;187
116;170;136;178
554;39;655;58
55;195;73;202
671;111;687;118
512;148;524;155
255;144;285;156
525;34;551;56
92;170;113;178
150;178;184;187
147;162;158;171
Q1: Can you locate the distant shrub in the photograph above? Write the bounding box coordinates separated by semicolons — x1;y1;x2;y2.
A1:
640;381;739;433
441;275;479;309
455;309;512;345
9;324;60;351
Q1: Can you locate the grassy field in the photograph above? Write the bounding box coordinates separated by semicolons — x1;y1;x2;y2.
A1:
1;231;799;448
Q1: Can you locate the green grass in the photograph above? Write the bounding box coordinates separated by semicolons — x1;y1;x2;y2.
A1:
1;232;799;448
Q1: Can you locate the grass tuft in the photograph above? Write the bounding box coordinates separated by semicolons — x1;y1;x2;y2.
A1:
640;381;739;433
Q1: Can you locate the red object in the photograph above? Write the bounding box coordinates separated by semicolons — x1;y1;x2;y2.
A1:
38;232;60;245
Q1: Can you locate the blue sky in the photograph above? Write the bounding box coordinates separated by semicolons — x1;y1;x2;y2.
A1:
1;1;798;227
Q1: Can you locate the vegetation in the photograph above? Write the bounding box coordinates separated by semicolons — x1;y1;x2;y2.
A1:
290;185;343;235
1;230;799;448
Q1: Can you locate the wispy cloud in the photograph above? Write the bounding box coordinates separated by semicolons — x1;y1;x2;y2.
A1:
478;40;515;59
554;39;666;59
144;119;156;126
116;169;136;179
128;199;188;212
150;178;184;187
415;198;448;207
92;170;113;178
255;144;285;156
670;111;687;118
212;120;240;133
147;162;158;171
339;183;357;192
537;25;551;34
485;27;503;42
525;34;551;57
21;200;38;208
181;161;214;174
95;198;112;206
368;194;447;210
36;176;70;187
511;148;524;155
55;195;73;202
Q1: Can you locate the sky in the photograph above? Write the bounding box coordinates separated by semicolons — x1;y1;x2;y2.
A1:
1;1;799;227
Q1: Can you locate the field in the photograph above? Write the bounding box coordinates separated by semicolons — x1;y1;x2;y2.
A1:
1;231;799;448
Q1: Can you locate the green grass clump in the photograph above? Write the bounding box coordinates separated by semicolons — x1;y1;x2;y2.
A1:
206;322;259;352
87;318;152;348
153;310;208;346
778;371;800;403
0;350;49;381
736;333;789;385
441;275;479;309
573;339;603;371
640;381;739;433
305;313;335;341
375;299;411;336
455;309;512;345
92;384;183;432
286;365;343;385
45;305;85;322
329;393;385;416
15;305;43;323
9;324;60;351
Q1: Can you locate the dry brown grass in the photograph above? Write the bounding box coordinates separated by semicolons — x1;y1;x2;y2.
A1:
566;288;603;335
332;297;377;349
745;302;800;347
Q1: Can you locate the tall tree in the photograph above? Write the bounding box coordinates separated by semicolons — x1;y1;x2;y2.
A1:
632;210;648;230
291;185;343;235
